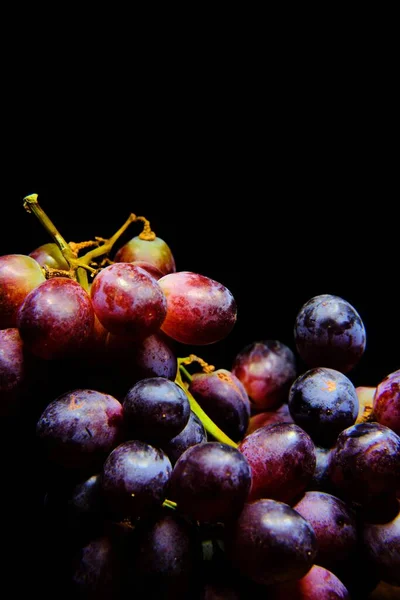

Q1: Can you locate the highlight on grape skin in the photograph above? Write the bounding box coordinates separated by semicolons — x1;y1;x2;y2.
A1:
373;369;400;436
294;293;366;373
158;271;237;345
231;340;297;411
90;262;167;338
114;234;176;276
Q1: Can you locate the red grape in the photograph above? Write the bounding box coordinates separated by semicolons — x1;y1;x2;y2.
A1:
158;271;237;345
29;242;70;270
268;564;351;599
114;235;176;275
373;369;400;435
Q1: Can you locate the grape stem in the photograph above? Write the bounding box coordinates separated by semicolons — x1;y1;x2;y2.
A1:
163;499;177;510
23;194;141;291
176;358;238;449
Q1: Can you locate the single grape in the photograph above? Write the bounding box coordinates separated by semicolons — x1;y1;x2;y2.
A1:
225;498;317;586
90;263;167;338
160;411;207;466
105;332;177;397
246;403;294;435
17;277;95;360
239;422;316;504
122;377;190;443
0;254;45;329
29;242;70;270
114;235;176;276
132;510;200;599
328;422;400;504
231;340;297;411
158;271;237;345
363;500;400;586
267;564;351;599
101;440;172;519
293;490;358;571
288;367;359;447
294;293;366;373
188;369;251;442
36;389;124;471
168;442;251;523
373;369;400;435
0;328;26;416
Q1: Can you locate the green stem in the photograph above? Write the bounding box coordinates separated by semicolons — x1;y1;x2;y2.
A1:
175;366;238;449
179;364;193;383
163;499;177;510
78;213;137;266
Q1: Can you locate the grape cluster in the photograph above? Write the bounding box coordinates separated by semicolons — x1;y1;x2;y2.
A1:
1;194;400;599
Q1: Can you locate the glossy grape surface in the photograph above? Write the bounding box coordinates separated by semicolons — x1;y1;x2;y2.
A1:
294;294;366;373
268;564;351;599
288;367;359;447
114;235;176;275
189;369;251;442
36;389;124;470
231;340;297;411
293;490;357;570
17;277;95;360
246;403;294;435
90;263;167;338
239;422;316;503
123;377;190;443
226;498;317;586
169;442;251;523
373;369;400;435
328;422;400;504
158;271;237;345
0;254;45;329
101;440;172;518
160;411;207;465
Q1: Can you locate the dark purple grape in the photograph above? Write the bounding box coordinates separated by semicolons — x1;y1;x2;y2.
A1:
101;440;172;519
238;422;316;504
328;422;400;504
226;498;317;586
17;277;95;360
36;389;124;470
363;500;400;586
294;294;366;373
122;377;190;443
267;564;351;599
293;491;358;571
189;369;251;442
133;511;200;599
71;534;125;599
160;411;207;465
231;340;297;411
90;263;167;338
169;442;251;524
373;369;400;436
307;445;334;493
0;328;26;416
288;367;359;447
158;271;237;345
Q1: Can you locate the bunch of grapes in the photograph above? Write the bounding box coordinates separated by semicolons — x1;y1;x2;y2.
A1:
1;194;400;599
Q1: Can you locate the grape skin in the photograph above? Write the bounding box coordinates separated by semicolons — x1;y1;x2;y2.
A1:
160;411;207;466
90;263;167;338
114;235;176;276
189;369;251;442
17;277;95;360
294;293;366;373
231;340;297;411
101;440;172;519
373;369;400;436
0;328;26;416
328;422;400;504
288;367;359;447
239;422;316;504
363;500;400;586
226;498;317;586
246;403;294;435
36;389;124;470
0;254;45;329
267;564;351;599
122;377;190;443
158;271;237;345
168;442;251;524
29;242;70;270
